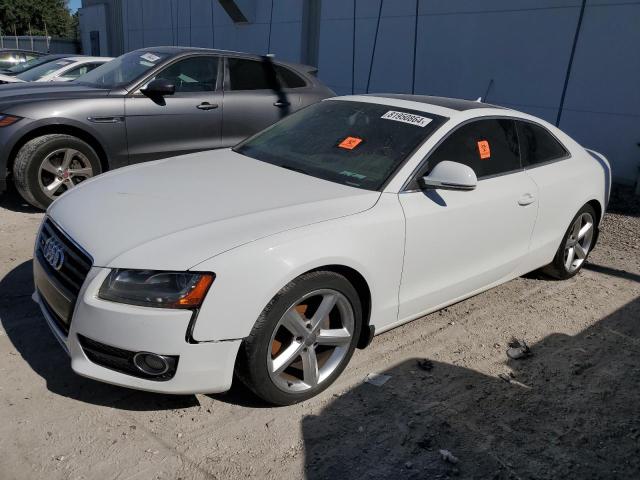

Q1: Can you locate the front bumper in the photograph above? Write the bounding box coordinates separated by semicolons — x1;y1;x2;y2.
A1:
33;266;241;395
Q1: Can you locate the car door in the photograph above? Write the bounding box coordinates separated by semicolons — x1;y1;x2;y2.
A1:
516;120;579;268
398;118;539;320
124;55;223;164
220;56;300;146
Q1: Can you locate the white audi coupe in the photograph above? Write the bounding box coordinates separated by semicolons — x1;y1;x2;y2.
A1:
33;94;610;404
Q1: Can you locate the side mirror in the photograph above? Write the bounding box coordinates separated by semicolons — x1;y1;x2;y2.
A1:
419;160;477;191
140;78;175;97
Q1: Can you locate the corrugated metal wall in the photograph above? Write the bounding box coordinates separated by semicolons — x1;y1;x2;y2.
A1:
88;0;640;184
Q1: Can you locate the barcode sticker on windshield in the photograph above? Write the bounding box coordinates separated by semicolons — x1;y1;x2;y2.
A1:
140;53;161;63
381;110;432;127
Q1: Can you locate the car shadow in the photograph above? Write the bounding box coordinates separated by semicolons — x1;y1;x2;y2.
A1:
0;260;199;411
0;183;42;214
301;297;640;479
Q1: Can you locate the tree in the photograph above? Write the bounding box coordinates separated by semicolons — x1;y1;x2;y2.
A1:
0;0;75;38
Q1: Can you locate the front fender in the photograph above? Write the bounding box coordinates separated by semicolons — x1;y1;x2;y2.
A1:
190;193;405;342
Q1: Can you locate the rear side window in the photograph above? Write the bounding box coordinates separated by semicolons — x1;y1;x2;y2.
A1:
424;119;521;179
228;57;279;90
275;65;306;88
517;121;568;166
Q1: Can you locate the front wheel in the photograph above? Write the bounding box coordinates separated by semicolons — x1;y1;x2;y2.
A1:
236;271;362;405
13;134;102;209
543;204;597;279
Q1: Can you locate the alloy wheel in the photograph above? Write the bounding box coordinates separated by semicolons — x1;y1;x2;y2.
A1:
38;148;94;200
564;212;594;273
267;289;354;393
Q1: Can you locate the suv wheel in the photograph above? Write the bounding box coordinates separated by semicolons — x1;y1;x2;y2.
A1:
13;134;102;209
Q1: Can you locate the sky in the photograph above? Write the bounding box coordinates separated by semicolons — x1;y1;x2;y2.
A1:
69;0;82;12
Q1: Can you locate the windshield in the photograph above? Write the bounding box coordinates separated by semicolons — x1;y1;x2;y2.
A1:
6;55;59;74
16;59;73;81
75;50;169;89
234;100;445;190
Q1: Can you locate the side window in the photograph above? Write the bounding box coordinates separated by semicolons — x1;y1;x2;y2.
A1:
424;119;521;179
228;57;279;90
61;63;100;79
154;56;219;93
275;65;306;88
517;121;568;166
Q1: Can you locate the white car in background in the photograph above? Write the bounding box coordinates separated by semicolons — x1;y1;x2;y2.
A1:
32;94;610;405
0;56;113;84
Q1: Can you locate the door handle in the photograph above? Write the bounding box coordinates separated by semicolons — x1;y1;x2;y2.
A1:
196;102;219;110
518;193;536;206
273;101;291;107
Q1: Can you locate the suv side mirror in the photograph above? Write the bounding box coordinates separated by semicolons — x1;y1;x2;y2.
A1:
419;160;477;191
140;78;176;97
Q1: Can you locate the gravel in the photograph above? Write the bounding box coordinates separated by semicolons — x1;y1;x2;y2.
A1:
0;185;639;479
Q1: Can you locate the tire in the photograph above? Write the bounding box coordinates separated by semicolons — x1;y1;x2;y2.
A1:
236;271;363;406
13;134;102;210
542;203;597;280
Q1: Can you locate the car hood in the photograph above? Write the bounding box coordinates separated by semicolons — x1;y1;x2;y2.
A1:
0;82;109;109
48;149;380;270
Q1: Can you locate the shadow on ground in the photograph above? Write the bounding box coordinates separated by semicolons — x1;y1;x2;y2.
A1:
0;260;200;411
302;297;640;479
0;183;42;214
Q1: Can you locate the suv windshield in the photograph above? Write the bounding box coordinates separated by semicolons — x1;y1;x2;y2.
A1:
75;51;169;89
16;59;73;81
234;100;445;190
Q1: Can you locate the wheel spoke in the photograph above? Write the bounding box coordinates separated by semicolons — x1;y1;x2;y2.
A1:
301;348;319;387
281;308;308;337
45;178;64;195
571;220;581;239
316;328;351;346
68;167;93;178
271;342;303;375
61;149;76;169
565;246;575;270
578;222;592;240
574;243;587;259
40;158;59;175
311;293;337;330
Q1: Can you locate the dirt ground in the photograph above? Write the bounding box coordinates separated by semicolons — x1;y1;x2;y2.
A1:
0;184;639;480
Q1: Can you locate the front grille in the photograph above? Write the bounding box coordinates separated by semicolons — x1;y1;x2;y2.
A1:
39;290;70;335
77;335;178;381
36;218;92;299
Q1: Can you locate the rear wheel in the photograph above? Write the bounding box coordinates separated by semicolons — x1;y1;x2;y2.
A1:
13;134;101;209
236;271;362;405
543;204;597;279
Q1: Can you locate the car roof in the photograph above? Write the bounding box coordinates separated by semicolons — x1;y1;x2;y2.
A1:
59;56;113;62
331;94;517;119
135;46;316;74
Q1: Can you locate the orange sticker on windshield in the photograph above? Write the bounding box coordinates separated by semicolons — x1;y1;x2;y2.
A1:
477;140;491;159
338;136;363;150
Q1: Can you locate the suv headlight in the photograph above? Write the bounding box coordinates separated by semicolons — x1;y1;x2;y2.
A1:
0;114;21;127
98;269;214;309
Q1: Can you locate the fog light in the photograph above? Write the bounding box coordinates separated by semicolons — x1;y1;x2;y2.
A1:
133;352;170;375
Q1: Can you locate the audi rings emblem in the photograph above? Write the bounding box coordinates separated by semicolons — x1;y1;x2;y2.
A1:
43;237;65;271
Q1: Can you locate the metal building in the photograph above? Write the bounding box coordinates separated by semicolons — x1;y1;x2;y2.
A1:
79;0;640;185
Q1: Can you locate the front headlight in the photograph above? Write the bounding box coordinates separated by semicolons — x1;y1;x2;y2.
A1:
0;114;21;127
98;269;214;309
